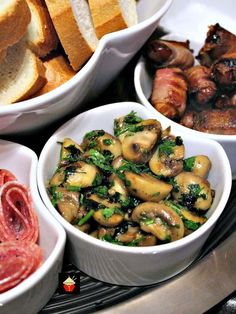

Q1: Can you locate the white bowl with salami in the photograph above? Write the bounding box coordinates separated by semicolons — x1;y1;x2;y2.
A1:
0;140;66;314
0;0;172;135
37;102;231;286
134;0;236;178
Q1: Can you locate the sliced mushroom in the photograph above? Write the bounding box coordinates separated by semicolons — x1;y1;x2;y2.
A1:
138;235;157;246
52;187;81;223
131;202;184;242
120;119;162;163
82;130;122;158
184;155;212;178
60;138;84;166
108;173;129;202
115;223;157;246
87;193;122;209
172;172;213;210
124;171;172;202
93;209;124;227
74;223;91;233
112;156;125;169
50;161;102;189
149;135;185;177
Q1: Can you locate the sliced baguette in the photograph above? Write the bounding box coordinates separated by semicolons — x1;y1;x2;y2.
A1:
0;41;46;104
34;53;76;96
88;0;138;39
45;0;98;71
0;0;31;49
0;49;7;64
26;0;59;58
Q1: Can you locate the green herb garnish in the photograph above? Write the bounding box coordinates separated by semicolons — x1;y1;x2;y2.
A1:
103;139;113;146
183;157;196;172
50;186;63;207
78;209;95;226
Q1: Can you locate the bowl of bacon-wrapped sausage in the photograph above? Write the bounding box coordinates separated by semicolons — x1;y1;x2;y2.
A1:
0;140;66;314
134;0;236;178
37;101;231;286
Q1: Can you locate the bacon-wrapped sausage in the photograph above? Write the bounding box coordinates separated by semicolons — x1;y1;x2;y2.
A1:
215;91;236;109
197;23;236;67
151;67;188;120
145;39;194;70
0;181;39;242
180;109;236;135
186;65;217;106
211;52;236;90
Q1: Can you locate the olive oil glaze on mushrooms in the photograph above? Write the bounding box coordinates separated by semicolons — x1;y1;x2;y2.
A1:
47;111;214;246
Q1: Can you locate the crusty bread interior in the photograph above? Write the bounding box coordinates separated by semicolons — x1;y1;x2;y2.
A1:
0;41;46;104
45;0;98;71
70;0;98;51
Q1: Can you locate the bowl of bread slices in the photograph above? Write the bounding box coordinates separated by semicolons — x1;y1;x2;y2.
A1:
0;0;172;135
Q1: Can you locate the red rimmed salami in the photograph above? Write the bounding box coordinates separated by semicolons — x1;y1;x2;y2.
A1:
0;169;17;187
0;240;43;293
0;181;39;243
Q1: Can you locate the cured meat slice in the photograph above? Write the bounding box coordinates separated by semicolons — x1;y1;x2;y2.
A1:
0;240;43;293
0;181;39;243
0;169;17;187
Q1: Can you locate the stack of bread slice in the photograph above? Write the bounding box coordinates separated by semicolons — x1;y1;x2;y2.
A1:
0;0;138;104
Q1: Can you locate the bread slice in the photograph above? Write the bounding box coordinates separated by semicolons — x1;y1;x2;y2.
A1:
0;41;46;104
34;53;76;96
0;49;7;64
26;0;59;58
88;0;138;39
0;0;31;49
45;0;98;71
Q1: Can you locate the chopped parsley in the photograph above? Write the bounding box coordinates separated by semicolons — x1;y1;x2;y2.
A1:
114;111;144;137
62;144;82;162
66;185;81;192
184;157;196;172
78;209;95;226
103;138;113;146
50;186;63;207
158;139;176;156
87;149;113;172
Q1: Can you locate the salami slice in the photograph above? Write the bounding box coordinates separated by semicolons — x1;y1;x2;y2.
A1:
0;169;17;187
0;181;39;243
0;241;43;293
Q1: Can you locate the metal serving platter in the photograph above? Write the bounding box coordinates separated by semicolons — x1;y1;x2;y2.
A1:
5;55;236;314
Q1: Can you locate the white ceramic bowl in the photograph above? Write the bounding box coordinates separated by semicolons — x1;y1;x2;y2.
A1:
0;140;66;314
37;102;232;286
134;0;236;179
0;0;172;135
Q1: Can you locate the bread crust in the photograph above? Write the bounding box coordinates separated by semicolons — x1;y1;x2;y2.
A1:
17;52;47;102
35;54;75;96
0;0;31;49
0;49;7;64
45;0;94;71
0;42;47;104
88;0;128;39
26;0;59;57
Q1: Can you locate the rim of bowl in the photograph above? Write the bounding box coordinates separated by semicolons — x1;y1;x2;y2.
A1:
37;101;232;256
134;56;236;142
0;0;173;115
